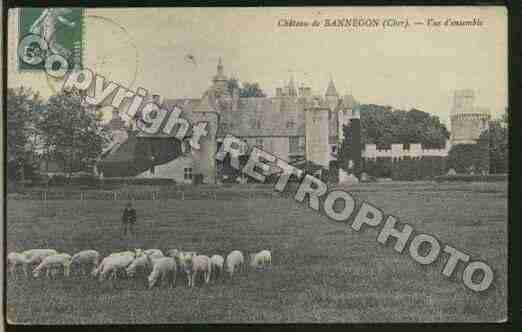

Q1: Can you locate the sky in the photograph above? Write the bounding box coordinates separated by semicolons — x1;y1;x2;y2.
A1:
8;6;507;126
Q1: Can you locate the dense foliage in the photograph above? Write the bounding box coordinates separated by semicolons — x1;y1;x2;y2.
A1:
6;87;44;188
358;105;450;149
37;91;111;177
227;78;266;98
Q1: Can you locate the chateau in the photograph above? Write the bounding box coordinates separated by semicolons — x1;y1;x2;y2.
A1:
99;60;491;183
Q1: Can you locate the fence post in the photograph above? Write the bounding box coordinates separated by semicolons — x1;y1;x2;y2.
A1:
81;191;86;209
43;191;48;216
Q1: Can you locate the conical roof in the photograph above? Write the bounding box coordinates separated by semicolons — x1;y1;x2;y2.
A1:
325;77;338;97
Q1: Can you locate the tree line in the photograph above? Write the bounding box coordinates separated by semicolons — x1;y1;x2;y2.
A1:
339;104;508;176
7;87;111;189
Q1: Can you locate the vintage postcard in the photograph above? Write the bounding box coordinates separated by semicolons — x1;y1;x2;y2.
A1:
4;6;507;324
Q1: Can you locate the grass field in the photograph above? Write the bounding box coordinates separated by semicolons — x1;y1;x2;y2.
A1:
5;181;508;323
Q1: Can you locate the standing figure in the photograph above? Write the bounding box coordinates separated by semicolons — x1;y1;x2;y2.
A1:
121;201;137;238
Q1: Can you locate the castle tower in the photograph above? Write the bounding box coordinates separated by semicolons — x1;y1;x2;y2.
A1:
305;98;331;169
325;76;339;111
287;76;298;97
212;57;228;93
450;89;491;145
338;94;356;142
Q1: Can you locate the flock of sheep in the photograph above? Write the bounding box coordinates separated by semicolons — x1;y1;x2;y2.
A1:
7;248;272;288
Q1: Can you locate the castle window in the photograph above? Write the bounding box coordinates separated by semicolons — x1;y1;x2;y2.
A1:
184;167;193;180
289;136;299;153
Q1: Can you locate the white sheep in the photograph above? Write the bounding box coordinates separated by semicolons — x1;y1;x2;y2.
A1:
249;250;272;270
109;250;135;257
92;251;135;279
22;249;58;267
7;252;29;278
126;254;153;277
70;250;101;276
33;253;72;278
209;254;224;281
98;253;135;282
225;250;244;277
184;255;212;287
146;256;177;288
172;251;197;278
143;249;164;258
166;249;179;258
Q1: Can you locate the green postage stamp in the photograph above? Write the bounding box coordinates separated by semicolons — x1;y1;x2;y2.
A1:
18;8;83;70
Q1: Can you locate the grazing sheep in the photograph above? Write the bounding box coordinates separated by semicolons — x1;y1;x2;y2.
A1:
209;255;224;281
144;249;164;258
109;250;135;257
22;249;58;267
93;251;135;279
98;253;135;282
70;250;101;276
33;253;72;278
146;256;177;288
126;254;153;277
184;255;212;288
166;249;179;258
225;250;244;277
7;252;29;278
249;250;272;270
172;251;197;272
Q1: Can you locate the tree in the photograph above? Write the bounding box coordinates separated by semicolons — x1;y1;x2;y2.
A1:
240;82;266;98
227;78;266;98
480;115;508;174
6;87;43;189
38;91;111;178
358;104;450;148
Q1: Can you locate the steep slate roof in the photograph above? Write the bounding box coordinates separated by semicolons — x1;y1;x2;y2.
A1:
168;94;343;141
325;78;339;97
217;97;306;138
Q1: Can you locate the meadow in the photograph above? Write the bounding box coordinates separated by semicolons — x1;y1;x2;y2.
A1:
5;181;508;323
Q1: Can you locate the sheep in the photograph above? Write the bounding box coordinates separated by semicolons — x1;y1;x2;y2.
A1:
209;254;224;281
126;254;153;277
166;249;179;258
225;250;244;277
92;251;135;279
171;251;197;275
143;249;164;258
32;253;72;278
7;252;29;278
146;256;177;288
98;253;135;282
184;255;212;288
249;250;272;270
70;250;101;276
22;249;58;268
109;250;135;257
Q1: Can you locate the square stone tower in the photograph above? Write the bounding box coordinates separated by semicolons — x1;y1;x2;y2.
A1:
305;99;331;169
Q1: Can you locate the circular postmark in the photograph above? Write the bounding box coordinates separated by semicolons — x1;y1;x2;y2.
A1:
45;14;140;97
